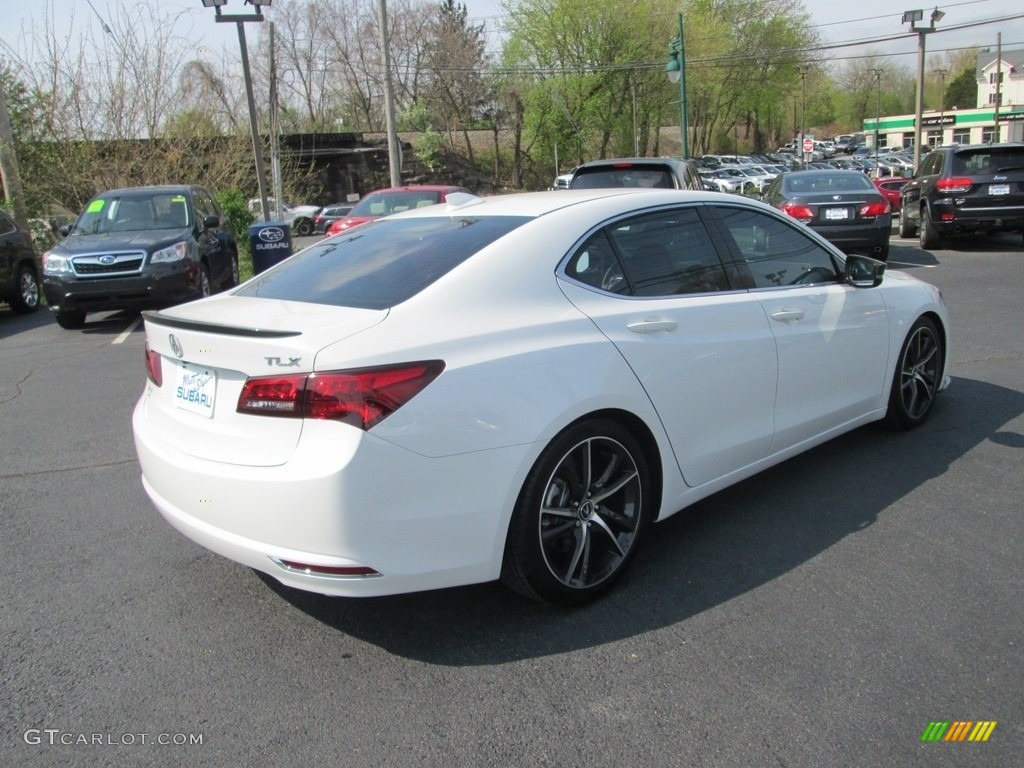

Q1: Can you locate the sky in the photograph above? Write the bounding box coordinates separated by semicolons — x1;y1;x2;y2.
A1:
1;0;1022;76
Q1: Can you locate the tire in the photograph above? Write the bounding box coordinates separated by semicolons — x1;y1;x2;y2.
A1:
501;418;651;606
919;206;942;250
197;263;211;299
54;309;86;329
9;264;40;313
294;218;313;237
886;316;943;430
226;250;240;289
898;205;916;239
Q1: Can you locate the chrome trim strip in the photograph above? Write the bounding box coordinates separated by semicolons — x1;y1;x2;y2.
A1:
269;557;383;580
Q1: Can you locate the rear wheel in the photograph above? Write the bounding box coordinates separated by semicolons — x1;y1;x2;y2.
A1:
886;316;943;430
502;419;651;606
919;206;942;250
54;309;86;329
9;264;40;313
294;218;313;237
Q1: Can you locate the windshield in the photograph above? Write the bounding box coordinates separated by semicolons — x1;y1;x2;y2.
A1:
73;192;192;234
570;166;675;189
349;191;446;217
235;216;530;310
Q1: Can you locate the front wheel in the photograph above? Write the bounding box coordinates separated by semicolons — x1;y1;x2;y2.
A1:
501;419;651;606
9;264;40;313
898;205;916;238
54;309;86;329
886;316;943;430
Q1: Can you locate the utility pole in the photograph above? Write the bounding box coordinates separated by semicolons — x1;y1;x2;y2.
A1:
0;83;29;228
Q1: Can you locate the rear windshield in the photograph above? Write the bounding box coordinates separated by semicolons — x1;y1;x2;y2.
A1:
952;148;1024;175
571;166;676;189
235;216;530;309
783;172;873;194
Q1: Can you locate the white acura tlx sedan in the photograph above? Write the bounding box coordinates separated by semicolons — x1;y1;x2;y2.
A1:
133;189;950;606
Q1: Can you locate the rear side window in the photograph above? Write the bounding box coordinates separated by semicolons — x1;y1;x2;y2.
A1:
566;208;730;296
235;216;529;309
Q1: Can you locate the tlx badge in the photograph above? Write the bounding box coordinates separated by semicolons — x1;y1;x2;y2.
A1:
265;356;301;367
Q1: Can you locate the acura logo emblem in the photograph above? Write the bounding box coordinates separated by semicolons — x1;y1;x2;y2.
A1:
258;227;285;243
169;334;184;358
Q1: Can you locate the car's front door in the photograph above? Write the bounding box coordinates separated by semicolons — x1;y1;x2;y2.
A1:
559;205;777;488
710;204;891;451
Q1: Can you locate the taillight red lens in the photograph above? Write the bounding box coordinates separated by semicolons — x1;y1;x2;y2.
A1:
936;177;973;193
237;361;444;429
779;202;815;222
145;343;163;386
237;375;306;415
859;200;890;217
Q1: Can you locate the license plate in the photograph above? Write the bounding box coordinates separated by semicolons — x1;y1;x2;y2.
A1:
825;207;849;220
174;363;216;418
988;184;1010;195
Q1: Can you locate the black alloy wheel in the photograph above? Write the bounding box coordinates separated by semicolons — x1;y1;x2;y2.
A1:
886;316;943;430
502;419;651;605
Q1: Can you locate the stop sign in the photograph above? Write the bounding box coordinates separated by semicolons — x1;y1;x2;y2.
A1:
803;138;814;153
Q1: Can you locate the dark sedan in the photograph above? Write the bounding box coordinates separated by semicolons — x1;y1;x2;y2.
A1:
763;170;892;260
312;204;354;234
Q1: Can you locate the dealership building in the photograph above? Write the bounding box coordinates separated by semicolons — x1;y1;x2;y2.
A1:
863;50;1024;149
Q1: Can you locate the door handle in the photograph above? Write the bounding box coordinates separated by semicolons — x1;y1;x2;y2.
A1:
770;308;804;324
627;319;678;334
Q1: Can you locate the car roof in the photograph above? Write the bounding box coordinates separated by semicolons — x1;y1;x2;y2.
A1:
574;157;691;169
385;188;735;221
91;185;198;197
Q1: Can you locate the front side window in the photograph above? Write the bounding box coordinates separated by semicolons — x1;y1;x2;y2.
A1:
713;206;838;289
565;208;730;296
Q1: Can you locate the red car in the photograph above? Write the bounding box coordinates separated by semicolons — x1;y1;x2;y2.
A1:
873;177;908;213
325;185;471;236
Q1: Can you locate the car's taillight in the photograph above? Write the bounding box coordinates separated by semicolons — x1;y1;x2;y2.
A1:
936;177;973;193
859;200;890;217
237;361;445;430
145;343;163;386
779;202;815;222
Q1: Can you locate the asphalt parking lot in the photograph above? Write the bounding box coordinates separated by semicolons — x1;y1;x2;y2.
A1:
1;232;1021;767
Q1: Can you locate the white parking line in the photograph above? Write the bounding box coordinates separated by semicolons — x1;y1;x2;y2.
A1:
887;259;938;269
112;315;142;344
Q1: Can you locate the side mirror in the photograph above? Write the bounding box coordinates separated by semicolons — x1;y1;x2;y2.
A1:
59;224;72;237
203;214;221;230
844;254;886;288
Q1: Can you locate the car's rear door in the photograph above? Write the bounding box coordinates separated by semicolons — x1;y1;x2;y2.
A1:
558;205;777;488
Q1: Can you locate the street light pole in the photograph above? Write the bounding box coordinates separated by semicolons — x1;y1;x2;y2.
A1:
935;68;948;145
870;68;883;177
375;0;402;187
201;0;273;222
903;7;945;172
799;65;809;168
665;13;688;158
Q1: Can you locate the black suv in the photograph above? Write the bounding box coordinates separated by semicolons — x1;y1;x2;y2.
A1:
42;185;238;329
0;209;41;315
899;143;1024;249
569;157;704;191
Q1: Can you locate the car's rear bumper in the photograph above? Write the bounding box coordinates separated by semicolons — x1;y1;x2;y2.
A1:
132;393;525;597
929;201;1024;234
810;218;891;254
